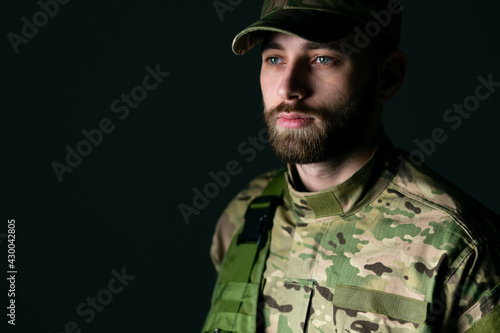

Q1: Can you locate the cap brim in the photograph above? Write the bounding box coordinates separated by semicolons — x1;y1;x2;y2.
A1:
232;9;362;55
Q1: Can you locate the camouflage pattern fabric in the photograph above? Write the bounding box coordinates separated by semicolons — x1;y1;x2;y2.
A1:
209;136;500;332
232;0;402;55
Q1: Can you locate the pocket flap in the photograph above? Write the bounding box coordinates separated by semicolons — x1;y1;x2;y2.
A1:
332;284;428;325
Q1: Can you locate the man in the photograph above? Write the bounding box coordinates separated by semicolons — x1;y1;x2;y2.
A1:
203;1;500;332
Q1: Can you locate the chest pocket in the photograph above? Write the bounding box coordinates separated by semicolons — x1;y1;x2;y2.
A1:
331;285;428;332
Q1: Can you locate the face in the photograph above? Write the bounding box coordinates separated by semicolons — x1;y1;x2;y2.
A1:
260;32;380;164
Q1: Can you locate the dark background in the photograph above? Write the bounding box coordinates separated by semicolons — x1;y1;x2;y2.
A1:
1;0;499;332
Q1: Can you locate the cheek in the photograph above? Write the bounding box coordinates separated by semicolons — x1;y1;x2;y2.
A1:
260;73;276;105
313;79;350;105
327;70;364;101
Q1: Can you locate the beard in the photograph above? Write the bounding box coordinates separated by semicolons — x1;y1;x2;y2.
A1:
263;77;377;164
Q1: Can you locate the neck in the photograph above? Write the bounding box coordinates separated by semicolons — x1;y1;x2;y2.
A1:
293;128;381;192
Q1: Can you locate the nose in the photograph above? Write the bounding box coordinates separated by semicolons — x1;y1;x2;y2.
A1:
277;61;309;101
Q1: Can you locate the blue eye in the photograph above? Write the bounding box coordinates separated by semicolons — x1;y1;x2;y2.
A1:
266;56;283;65
314;56;333;65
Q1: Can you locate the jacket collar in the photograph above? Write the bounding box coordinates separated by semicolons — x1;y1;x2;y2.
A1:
284;135;398;222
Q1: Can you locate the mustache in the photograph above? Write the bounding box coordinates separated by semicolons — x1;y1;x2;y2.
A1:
265;102;327;118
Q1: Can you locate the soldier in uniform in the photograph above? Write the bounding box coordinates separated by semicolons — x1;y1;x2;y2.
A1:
203;1;500;332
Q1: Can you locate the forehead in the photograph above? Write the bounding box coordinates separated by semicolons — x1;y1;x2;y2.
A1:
261;32;346;54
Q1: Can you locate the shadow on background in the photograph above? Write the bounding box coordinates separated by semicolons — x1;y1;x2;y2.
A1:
1;0;499;332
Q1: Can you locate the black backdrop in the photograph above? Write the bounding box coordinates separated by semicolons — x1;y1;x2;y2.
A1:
2;1;500;332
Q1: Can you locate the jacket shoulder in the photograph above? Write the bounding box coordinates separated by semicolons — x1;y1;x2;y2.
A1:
388;149;500;243
209;167;285;270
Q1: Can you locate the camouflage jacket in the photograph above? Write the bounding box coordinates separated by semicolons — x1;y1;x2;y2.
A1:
209;137;500;332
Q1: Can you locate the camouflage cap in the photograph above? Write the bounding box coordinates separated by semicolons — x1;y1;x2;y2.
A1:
232;0;402;55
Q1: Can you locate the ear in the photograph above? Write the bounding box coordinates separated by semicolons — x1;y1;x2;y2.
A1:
376;49;407;103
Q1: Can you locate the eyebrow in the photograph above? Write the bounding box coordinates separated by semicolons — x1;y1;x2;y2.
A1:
261;40;344;53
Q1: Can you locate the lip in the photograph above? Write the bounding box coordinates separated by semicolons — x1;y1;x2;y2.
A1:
278;112;314;129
